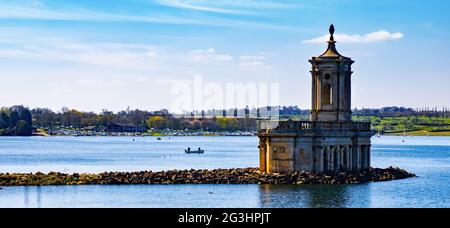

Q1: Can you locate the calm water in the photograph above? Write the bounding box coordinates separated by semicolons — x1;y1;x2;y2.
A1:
0;136;449;208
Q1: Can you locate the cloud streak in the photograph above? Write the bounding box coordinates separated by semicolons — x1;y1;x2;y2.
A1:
0;29;271;73
239;54;269;69
0;4;207;25
0;35;161;70
76;79;123;89
303;31;404;44
0;2;295;31
187;48;234;63
155;0;251;15
155;0;300;15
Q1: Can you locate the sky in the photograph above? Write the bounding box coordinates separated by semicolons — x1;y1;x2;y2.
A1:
0;0;449;113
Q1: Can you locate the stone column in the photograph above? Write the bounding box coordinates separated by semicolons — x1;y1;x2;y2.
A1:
362;145;370;170
266;139;272;173
336;146;342;172
315;147;324;173
312;74;317;115
259;138;267;172
329;146;335;171
328;147;332;172
347;146;352;171
351;144;360;171
359;145;365;170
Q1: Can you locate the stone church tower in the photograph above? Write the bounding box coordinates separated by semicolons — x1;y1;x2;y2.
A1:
258;25;373;174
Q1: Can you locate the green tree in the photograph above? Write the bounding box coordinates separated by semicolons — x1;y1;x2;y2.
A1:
16;120;32;136
0;112;9;129
146;116;166;130
215;117;238;130
9;111;19;128
216;117;228;130
18;108;32;124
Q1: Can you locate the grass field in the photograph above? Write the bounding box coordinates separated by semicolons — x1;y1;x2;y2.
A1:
385;130;450;136
352;116;450;136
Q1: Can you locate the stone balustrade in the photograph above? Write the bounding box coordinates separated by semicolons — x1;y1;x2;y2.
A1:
258;120;372;134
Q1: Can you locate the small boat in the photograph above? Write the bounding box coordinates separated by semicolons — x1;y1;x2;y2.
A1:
157;137;162;140
185;147;205;154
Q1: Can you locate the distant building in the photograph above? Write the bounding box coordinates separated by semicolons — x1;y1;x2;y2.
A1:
258;25;373;173
107;123;147;133
83;126;98;131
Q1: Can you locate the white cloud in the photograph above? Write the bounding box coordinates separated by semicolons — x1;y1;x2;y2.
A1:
0;4;211;25
239;54;269;69
187;48;233;63
47;88;73;96
0;35;161;70
155;0;250;15
155;0;300;15
75;79;122;88
0;29;268;72
0;2;294;30
303;31;404;44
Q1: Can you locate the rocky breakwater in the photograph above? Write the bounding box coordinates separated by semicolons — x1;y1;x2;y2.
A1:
0;167;416;186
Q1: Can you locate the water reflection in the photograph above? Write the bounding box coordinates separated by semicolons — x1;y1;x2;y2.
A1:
36;186;42;208
24;187;29;208
258;184;371;208
22;186;43;208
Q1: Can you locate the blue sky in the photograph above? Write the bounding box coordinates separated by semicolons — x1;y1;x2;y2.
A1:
0;0;449;112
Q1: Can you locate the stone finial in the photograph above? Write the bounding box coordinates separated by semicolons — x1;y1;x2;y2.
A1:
317;24;344;58
329;24;335;41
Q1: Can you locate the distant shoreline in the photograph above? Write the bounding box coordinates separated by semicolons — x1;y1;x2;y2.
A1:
26;134;450;137
30;129;257;137
383;130;450;137
12;133;450;137
28;131;450;137
7;126;450;137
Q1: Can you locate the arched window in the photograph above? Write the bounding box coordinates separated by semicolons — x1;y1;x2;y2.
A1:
322;83;332;105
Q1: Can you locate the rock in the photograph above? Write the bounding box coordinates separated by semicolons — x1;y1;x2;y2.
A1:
0;167;415;186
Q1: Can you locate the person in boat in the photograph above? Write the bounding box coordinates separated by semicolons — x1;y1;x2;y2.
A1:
187;147;191;152
198;147;201;151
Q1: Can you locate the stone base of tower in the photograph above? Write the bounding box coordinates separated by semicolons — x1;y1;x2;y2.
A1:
258;120;373;174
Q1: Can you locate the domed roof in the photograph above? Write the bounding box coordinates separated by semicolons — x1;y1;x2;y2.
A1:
318;24;350;59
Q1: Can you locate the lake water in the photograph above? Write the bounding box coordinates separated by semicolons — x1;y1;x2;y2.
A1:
0;136;449;208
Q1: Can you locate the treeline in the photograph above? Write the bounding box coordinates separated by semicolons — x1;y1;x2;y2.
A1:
2;105;450;135
354;106;450;118
31;107;258;131
0;106;33;136
31;107;164;129
30;106;308;131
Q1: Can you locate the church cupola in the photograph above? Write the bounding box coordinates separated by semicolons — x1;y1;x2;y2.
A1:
309;24;354;122
258;24;372;174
